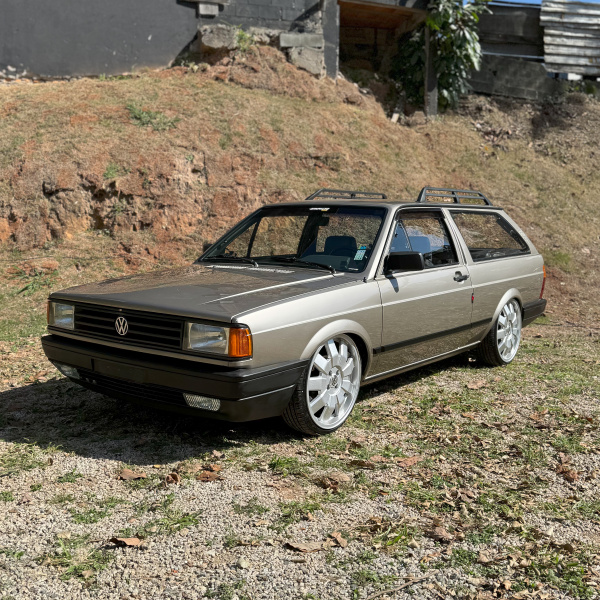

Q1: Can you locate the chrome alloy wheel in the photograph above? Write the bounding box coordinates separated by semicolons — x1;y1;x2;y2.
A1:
306;336;361;430
496;299;522;363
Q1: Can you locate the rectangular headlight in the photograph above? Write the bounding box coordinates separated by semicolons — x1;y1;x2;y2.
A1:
48;302;75;330
185;323;229;354
184;323;252;357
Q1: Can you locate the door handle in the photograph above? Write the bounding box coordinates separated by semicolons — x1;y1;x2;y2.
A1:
454;271;469;282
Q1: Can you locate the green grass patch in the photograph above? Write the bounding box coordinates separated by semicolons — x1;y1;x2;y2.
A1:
70;507;110;525
126;103;179;131
268;456;308;478
272;500;321;532
0;443;53;476
233;496;270;517
57;470;83;484
40;535;112;581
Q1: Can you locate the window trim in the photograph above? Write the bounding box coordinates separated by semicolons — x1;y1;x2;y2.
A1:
200;204;390;275
377;207;464;276
448;209;531;264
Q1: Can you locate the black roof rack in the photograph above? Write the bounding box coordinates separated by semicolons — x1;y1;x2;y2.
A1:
417;187;492;206
304;188;387;201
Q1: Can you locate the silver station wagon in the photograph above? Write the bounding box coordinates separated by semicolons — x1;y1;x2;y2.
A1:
42;187;547;435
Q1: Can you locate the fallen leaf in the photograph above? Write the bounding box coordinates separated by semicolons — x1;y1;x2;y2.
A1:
196;470;222;482
204;464;222;472
395;456;422;468
466;380;487;390
556;463;579;482
285;541;325;553
478;551;491;564
211;450;225;459
109;537;142;547
369;455;388;463
176;462;202;475
330;531;348;548
165;472;181;485
81;570;94;579
426;527;453;543
119;468;147;481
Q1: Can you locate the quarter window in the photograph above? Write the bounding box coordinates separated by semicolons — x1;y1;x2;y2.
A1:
451;211;529;262
391;212;458;268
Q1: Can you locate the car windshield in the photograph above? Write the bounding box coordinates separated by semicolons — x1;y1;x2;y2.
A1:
200;205;387;273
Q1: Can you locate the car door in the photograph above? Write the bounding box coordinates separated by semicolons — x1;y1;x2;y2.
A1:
374;208;474;376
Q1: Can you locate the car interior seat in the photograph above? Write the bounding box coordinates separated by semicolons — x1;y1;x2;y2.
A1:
409;235;431;256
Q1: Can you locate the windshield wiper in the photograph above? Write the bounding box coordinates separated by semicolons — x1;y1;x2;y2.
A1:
272;257;336;274
201;255;259;267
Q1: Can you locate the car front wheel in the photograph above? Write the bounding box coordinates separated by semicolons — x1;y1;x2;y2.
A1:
477;298;522;366
283;334;362;435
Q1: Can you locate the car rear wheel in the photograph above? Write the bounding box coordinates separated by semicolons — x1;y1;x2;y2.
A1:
477;298;522;366
283;334;362;435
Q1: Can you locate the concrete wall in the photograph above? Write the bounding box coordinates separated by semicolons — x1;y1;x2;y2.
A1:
201;0;321;33
0;0;332;79
471;55;567;101
0;0;201;79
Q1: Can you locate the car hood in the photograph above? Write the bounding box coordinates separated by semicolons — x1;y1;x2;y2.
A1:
50;264;355;322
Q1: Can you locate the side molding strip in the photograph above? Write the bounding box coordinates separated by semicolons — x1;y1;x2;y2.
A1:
372;318;491;355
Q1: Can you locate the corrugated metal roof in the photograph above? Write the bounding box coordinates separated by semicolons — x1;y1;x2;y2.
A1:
541;0;600;74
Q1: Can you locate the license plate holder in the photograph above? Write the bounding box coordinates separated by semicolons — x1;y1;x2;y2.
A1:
94;360;147;384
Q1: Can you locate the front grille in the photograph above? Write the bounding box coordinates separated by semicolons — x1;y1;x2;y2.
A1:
73;304;183;350
78;368;188;407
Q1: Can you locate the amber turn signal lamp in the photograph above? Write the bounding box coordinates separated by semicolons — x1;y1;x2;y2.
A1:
540;265;546;299
229;327;252;358
46;301;50;323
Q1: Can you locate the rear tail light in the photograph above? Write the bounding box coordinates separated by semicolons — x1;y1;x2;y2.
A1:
540;265;546;299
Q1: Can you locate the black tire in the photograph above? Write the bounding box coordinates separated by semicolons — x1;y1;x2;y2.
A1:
477;298;522;367
283;334;361;436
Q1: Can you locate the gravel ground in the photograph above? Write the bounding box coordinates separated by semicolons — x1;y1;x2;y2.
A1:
0;324;599;600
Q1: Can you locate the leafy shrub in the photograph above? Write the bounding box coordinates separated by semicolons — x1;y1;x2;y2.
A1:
392;0;489;109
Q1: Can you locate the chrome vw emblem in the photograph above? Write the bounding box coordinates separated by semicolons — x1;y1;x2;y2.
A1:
115;316;128;336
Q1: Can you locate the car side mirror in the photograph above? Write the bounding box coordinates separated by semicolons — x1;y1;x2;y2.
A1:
384;251;425;274
202;241;213;253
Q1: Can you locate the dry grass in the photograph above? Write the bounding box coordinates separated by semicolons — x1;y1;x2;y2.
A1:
1;51;599;322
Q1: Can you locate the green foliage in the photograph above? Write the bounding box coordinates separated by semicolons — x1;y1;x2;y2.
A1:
57;470;83;484
0;492;14;502
103;162;130;180
391;0;489;109
0;443;51;475
40;535;112;581
268;456;307;477
12;267;57;297
70;507;110;524
235;27;255;54
126;103;180;131
233;496;270;516
0;548;24;560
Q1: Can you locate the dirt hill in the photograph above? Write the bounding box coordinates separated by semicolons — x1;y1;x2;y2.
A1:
1;45;599;323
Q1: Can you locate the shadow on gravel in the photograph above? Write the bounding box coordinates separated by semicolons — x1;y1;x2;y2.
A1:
0;352;476;465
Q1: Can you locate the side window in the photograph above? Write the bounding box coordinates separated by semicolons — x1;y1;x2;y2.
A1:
395;212;458;268
451;211;530;262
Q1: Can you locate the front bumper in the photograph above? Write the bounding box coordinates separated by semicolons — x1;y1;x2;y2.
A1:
41;335;306;422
